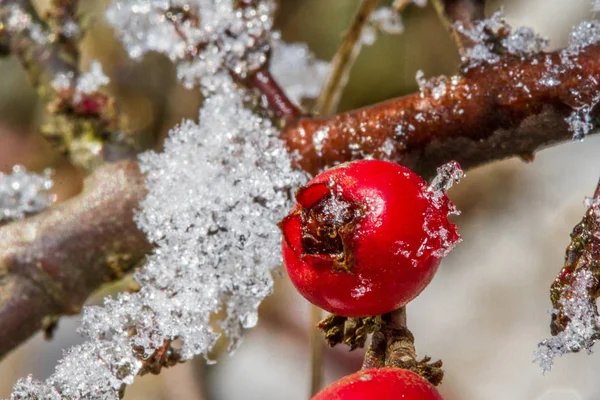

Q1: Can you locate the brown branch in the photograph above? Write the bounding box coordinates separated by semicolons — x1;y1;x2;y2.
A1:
314;0;381;115
0;161;152;359
283;44;600;178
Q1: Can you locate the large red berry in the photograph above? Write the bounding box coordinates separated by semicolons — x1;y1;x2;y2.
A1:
280;160;460;317
311;367;443;400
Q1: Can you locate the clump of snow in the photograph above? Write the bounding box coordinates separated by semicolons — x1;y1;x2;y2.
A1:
269;39;329;105
565;20;600;54
503;27;548;56
534;270;600;372
105;0;276;92
0;165;54;223
455;11;547;66
10;78;307;399
51;60;110;103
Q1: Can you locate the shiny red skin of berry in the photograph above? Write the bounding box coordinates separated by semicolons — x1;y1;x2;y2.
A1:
311;367;443;400
281;160;458;317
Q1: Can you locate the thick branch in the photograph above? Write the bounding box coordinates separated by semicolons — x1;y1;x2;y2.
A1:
283;44;600;178
0;161;152;358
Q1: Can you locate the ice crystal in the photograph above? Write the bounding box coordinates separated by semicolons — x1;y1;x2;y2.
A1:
456;11;547;66
269;40;329;105
0;165;54;223
105;0;276;91
10;79;307;399
534;270;600;372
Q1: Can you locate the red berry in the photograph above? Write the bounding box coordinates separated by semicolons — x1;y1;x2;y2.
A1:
280;160;459;317
311;367;443;400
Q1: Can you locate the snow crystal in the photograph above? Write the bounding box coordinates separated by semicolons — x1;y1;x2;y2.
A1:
269;40;329;105
10;78;307;398
0;165;54;223
534;270;600;372
105;0;276;91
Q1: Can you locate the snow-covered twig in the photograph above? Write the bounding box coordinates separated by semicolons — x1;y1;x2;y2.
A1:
535;179;600;371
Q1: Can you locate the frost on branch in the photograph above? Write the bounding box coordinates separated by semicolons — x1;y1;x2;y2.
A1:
269;39;329;105
105;0;276;91
0;165;54;224
10;80;307;399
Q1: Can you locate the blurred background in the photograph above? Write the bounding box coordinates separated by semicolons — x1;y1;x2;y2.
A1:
1;0;599;399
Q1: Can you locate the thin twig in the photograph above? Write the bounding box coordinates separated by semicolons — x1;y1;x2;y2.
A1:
314;0;381;116
245;67;303;121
